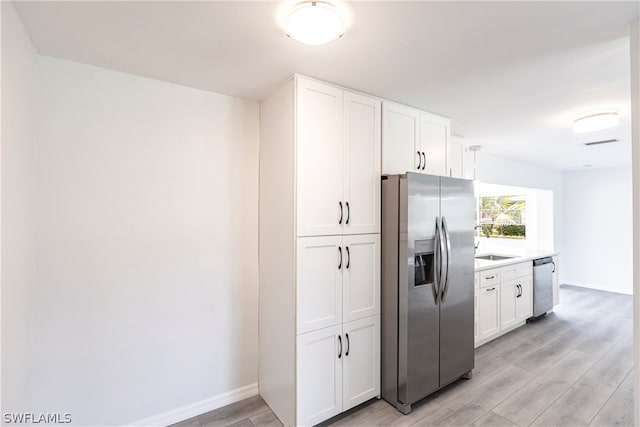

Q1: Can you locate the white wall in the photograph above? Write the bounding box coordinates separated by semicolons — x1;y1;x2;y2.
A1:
473;152;565;261
1;1;37;415
563;166;633;294
32;56;259;425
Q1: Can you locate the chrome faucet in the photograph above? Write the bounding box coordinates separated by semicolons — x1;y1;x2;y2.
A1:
473;225;485;254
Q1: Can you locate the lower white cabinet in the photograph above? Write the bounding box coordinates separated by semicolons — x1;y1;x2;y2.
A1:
478;285;500;341
297;316;380;426
516;277;533;322
501;277;532;329
343;316;380;410
500;280;518;330
475;260;536;346
297;325;343;426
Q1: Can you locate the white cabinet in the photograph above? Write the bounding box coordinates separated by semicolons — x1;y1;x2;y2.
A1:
381;102;420;175
260;75;381;427
344;92;381;235
343;234;381;323
297;236;343;334
516;277;533;322
552;256;560;306
475;260;534;347
500;280;518;330
297;235;380;334
448;135;464;179
297;325;343;426
381;102;451;177
297;78;381;237
420;111;448;176
478;285;500;341
297;316;380;426
343;317;380;411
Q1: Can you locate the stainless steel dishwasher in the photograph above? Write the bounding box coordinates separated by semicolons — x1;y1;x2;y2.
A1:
531;257;554;319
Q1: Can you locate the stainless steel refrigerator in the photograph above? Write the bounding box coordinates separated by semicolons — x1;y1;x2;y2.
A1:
381;173;475;414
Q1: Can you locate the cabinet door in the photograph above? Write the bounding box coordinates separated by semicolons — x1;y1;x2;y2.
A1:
448;137;464;178
382;102;420;174
500;280;518;330
297;78;344;237
297;325;343;426
420;112;449;176
343;234;380;323
297;236;343;334
478;286;500;341
343;316;380;411
516;277;533;321
344;92;381;235
552;256;559;306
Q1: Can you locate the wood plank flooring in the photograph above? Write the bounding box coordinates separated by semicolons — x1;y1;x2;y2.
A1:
171;285;633;427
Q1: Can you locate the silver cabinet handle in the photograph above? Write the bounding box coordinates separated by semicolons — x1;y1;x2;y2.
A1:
421;152;426;170
338;335;342;358
485;275;496;280
338;202;343;224
486;287;495;291
338;247;342;270
416;151;422;170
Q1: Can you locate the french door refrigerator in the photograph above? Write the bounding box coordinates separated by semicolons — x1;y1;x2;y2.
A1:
381;172;475;414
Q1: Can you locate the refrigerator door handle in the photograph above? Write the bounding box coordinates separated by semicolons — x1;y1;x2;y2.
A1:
436;216;446;304
434;217;441;305
441;216;452;303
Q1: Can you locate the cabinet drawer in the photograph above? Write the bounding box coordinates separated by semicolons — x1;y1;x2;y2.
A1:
479;269;500;288
501;262;532;281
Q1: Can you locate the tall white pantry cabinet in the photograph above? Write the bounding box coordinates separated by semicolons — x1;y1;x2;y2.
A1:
259;75;381;426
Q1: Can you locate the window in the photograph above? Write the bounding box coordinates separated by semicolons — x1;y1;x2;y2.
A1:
476;195;526;239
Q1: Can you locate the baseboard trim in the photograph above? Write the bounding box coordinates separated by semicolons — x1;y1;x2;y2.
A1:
129;383;259;427
562;281;633;296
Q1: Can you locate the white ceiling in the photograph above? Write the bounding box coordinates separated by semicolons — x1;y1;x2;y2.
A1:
14;1;639;171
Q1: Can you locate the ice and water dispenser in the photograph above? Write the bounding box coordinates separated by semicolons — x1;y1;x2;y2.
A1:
414;239;435;287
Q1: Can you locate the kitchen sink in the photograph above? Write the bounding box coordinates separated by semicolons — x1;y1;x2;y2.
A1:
475;254;517;261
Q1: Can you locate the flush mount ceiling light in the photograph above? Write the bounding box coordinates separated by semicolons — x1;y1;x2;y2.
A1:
284;1;346;46
572;112;620;133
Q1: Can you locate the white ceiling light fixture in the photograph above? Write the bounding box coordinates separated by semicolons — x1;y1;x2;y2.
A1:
284;1;346;46
572;112;620;133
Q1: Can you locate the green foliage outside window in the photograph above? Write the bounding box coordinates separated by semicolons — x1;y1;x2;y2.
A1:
476;195;526;239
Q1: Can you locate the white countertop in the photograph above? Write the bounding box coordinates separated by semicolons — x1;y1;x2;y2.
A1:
474;249;559;272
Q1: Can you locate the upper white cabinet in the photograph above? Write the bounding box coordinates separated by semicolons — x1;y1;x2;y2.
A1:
381;102;420;174
382;101;453;177
420;111;448;176
343;92;381;235
448;136;464;179
297;78;381;237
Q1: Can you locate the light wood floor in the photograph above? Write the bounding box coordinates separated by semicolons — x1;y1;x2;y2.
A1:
173;285;634;427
